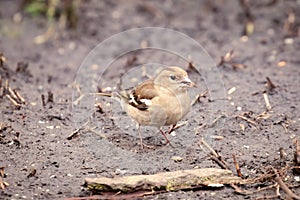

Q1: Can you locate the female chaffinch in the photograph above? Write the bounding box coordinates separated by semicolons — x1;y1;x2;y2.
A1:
99;66;196;148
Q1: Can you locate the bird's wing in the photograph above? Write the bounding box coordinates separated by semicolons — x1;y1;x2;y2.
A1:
120;79;158;111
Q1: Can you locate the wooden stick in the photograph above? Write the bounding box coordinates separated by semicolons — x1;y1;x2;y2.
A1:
8;87;18;101
6;94;21;108
85;168;241;193
200;137;219;158
263;92;272;111
14;89;26;104
236;115;256;126
232;153;243;177
274;172;300;200
191;90;208;106
199;138;229;169
67;121;89;140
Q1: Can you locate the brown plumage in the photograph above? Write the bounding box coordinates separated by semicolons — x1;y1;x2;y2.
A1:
98;66;196;148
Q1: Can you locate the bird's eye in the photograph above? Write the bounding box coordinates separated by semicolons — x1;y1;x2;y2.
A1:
169;75;176;80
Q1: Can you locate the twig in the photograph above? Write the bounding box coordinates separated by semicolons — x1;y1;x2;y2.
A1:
27;169;37;178
208;114;226;128
263;92;272;111
67;121;89;140
200;137;219;158
186;60;201;75
275;183;280;197
67;128;82;140
231;183;253;195
13;89;26;104
274;170;300;200
8;87;18;100
41;94;46;107
266;77;276;91
47;91;54;103
210;156;229;170
233;153;243;177
257;183;278;192
199;138;229;169
236;115;256;126
6;94;21;108
191;90;208;106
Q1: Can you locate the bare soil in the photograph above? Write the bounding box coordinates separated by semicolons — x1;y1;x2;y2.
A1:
0;0;300;199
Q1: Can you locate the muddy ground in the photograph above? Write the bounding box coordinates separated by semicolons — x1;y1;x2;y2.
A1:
0;0;300;199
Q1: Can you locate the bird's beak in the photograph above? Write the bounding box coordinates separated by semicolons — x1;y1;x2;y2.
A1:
181;77;197;88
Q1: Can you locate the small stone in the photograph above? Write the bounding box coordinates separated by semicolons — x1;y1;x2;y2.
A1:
171;156;183;162
284;38;294;45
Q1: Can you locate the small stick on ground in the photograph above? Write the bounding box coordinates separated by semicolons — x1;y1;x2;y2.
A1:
294;139;300;173
230;183;253;195
186;60;201;75
191;90;208;106
274;169;300;200
41;94;46;107
6;94;21;108
208;114;226;128
4;80;9;92
13;89;26;104
67;128;82;140
199;138;229;169
232;153;243;177
210;156;229;170
67;121;89;140
27;168;37;178
8;87;18;100
263;92;272;111
266;76;276;91
257;183;279;193
236;115;256;126
47;91;54;103
200;137;219;158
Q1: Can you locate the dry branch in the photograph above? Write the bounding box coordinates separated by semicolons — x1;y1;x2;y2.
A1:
274;171;300;200
85;168;241;193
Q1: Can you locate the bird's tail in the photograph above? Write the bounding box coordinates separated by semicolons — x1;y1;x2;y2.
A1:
94;92;125;103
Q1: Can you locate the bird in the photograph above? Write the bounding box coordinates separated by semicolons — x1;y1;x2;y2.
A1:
97;66;196;148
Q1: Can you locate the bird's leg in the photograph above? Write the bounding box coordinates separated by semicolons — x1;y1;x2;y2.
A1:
137;124;154;149
159;129;170;144
137;124;144;149
167;124;177;135
167;121;188;134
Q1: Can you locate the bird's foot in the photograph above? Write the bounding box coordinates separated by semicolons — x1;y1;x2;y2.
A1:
159;130;172;145
140;142;155;149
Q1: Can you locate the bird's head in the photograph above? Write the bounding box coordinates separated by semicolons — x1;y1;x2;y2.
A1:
154;66;196;91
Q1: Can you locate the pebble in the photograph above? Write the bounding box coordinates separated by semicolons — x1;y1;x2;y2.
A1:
171;156;183;162
284;38;294;45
